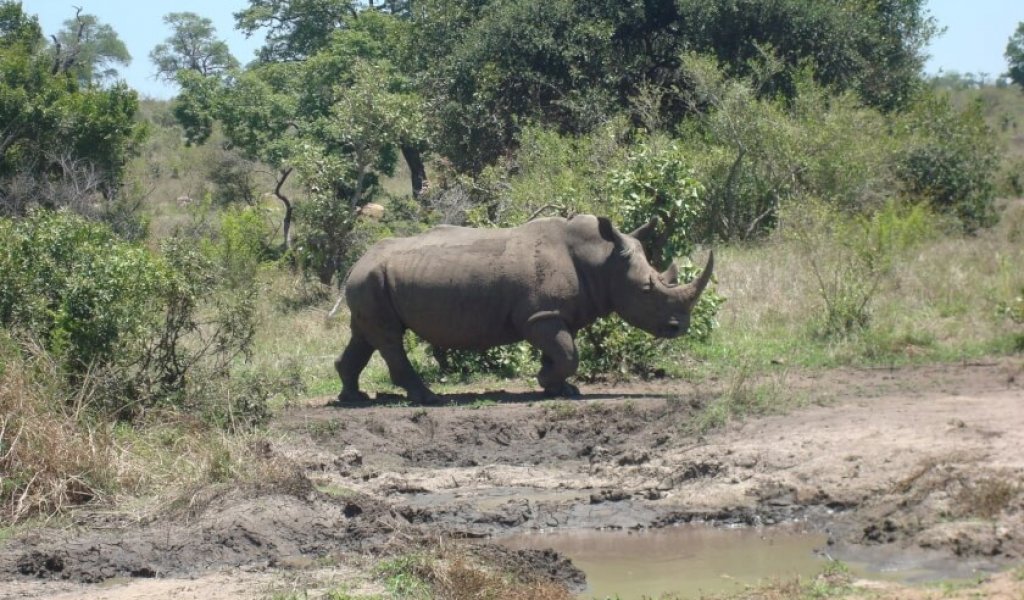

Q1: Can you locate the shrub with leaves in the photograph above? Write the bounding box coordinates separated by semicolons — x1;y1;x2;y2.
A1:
430;343;538;381
894;94;998;230
608;136;704;269
0;210;166;378
0;210;259;420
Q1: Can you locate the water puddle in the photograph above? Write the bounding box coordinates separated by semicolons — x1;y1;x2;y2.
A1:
503;525;828;599
501;524;1006;599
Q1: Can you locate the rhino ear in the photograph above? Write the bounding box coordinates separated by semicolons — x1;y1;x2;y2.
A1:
629;217;658;243
597;217;627;252
597;216;617;241
660;261;680;286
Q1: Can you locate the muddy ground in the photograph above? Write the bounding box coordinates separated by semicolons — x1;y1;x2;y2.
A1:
2;359;1023;599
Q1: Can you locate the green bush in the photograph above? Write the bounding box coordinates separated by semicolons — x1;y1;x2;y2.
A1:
578;315;661;380
1000;288;1024;351
0;210;259;421
678;56;900;240
429;343;537;380
894;94;998;230
0;210;166;376
608;136;704;268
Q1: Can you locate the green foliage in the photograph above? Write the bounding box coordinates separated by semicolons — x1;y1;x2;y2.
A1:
1002;290;1024;325
0;210;165;376
234;0;361;63
894;94;999;230
1006;22;1024;90
673;0;936;112
999;287;1024;351
1;2;143;214
577;315;662;380
466;123;626;227
373;554;432;599
0;210;259;421
414;0;937;170
53;11;131;85
214;206;272;286
430;343;537;380
173;11;424;283
150;12;238;81
608;136;703;268
678;56;902;240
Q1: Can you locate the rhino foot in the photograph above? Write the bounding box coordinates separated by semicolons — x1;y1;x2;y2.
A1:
544;382;581;398
409;390;444;406
336;389;372;405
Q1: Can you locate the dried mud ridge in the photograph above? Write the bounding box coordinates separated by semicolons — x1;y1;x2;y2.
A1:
1;360;1022;592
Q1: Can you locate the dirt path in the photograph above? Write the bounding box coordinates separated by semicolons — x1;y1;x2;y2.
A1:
2;359;1023;599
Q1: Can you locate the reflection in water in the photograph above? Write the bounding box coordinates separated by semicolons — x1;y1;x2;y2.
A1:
502;525;829;600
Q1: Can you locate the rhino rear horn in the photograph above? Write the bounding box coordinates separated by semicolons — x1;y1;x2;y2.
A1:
683;250;714;301
661;261;680;286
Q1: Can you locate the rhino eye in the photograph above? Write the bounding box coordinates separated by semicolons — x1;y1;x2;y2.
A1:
643;274;655;292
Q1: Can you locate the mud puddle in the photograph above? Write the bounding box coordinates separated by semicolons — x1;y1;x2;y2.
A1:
502;524;1006;600
503;524;829;599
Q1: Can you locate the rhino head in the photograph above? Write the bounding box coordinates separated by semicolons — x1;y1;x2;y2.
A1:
598;217;714;339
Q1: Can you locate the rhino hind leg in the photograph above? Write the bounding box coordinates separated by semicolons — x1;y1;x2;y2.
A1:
336;329;374;403
527;317;581;398
374;334;443;406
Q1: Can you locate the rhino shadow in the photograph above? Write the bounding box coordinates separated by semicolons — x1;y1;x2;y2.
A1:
328;389;673;408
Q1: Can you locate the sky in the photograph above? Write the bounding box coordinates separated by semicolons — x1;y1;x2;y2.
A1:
24;0;1024;100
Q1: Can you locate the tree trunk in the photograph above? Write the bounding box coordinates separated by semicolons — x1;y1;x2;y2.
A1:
402;145;427;199
275;168;293;251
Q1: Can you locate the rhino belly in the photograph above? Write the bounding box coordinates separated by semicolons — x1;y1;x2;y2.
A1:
393;292;522;349
387;266;524;350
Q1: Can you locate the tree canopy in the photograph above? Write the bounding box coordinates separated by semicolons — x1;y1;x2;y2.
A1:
53;10;131;85
151;12;239;81
0;1;142;216
1007;22;1024;90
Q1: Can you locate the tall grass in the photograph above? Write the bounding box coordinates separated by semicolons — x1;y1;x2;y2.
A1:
678;199;1024;375
0;332;288;525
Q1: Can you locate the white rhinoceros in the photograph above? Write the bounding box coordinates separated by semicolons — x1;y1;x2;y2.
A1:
336;214;713;404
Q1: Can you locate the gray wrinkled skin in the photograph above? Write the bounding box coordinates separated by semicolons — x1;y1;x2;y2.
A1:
336;215;713;404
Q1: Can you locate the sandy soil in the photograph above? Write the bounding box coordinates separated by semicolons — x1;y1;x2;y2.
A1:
1;359;1022;599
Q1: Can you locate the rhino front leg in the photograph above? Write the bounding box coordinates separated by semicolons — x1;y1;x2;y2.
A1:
336;328;374;403
526;316;580;397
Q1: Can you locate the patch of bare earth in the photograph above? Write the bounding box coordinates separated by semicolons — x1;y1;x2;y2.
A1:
1;359;1022;598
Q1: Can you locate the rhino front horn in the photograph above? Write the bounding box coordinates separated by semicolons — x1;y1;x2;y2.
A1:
683;250;714;301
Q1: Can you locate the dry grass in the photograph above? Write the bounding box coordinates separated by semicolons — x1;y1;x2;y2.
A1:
692;199;1024;372
0;336;119;523
0;334;287;525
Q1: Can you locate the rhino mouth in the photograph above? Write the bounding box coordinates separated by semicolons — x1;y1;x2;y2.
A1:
662;318;685;338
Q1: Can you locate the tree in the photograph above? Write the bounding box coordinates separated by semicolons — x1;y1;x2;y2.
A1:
413;0;939;171
53;8;130;85
1;1;143;217
1007;22;1024;90
174;9;427;279
234;1;428;197
235;0;358;63
150;12;238;82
